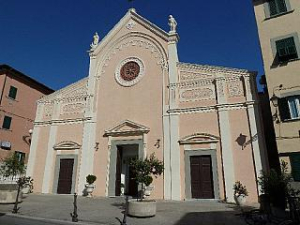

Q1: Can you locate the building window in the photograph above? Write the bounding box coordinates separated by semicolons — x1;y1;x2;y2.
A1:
8;86;18;99
290;154;300;181
14;151;25;164
268;0;287;16
2;116;12;129
278;95;300;121
276;37;298;62
271;33;300;65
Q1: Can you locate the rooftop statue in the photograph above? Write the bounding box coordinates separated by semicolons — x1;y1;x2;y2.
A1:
168;15;177;34
90;32;99;50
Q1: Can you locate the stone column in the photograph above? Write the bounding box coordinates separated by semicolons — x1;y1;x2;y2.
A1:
77;53;97;195
215;74;235;202
42;100;60;193
244;75;265;194
26;103;43;178
164;32;181;200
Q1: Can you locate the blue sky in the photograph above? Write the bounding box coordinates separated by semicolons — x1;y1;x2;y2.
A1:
0;0;264;91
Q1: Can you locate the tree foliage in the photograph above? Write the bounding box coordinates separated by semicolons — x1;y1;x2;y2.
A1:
130;153;164;200
0;153;26;179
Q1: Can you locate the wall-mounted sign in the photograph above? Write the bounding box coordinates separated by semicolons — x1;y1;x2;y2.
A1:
1;141;11;150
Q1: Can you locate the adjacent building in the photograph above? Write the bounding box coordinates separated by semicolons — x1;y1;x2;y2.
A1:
0;64;53;166
26;9;267;202
253;1;300;181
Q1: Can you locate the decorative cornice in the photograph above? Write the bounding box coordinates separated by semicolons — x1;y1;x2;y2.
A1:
37;77;88;104
104;119;150;137
168;101;256;114
34;117;92;126
177;62;256;77
92;9;169;56
53;141;81;150
169;78;214;89
179;133;219;145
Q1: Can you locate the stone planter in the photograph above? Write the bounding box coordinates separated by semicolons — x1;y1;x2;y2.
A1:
128;199;156;217
22;185;31;195
85;184;95;197
0;184;22;204
234;194;247;206
143;186;153;197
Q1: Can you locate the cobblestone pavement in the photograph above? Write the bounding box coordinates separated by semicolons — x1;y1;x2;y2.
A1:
0;194;247;225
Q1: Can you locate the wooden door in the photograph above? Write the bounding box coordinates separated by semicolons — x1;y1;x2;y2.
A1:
115;147;122;196
57;159;74;194
128;164;138;197
190;156;214;199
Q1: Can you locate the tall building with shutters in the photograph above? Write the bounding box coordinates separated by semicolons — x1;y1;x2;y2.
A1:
253;0;300;182
26;9;267;202
0;65;53;170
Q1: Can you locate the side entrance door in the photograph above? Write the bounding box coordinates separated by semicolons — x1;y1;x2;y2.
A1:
57;158;74;194
190;155;214;199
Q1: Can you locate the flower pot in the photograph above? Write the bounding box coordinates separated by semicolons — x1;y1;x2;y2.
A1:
85;184;95;197
235;194;247;206
128;199;156;217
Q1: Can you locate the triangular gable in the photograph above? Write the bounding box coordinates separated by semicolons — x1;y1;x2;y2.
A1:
104;119;150;137
179;133;219;144
92;8;169;55
53;141;81;150
37;77;88;103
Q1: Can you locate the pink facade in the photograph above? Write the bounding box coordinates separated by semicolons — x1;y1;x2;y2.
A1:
27;9;267;203
0;65;53;165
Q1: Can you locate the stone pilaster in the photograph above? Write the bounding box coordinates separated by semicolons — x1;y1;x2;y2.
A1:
215;74;235;203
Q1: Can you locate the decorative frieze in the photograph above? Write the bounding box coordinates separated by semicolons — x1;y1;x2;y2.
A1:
100;37;165;76
126;20;136;30
61;103;85;114
180;70;213;81
227;80;244;97
44;104;54;118
180;87;215;101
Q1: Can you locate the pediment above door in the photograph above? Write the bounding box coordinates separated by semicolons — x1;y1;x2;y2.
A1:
104;120;150;137
179;133;219;145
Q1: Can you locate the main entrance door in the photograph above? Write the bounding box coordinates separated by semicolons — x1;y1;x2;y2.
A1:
190;156;214;199
115;144;138;197
57;158;74;194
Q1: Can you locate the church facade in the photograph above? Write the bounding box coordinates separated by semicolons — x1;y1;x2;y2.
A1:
26;9;267;203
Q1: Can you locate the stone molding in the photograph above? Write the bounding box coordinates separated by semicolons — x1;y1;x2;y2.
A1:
53;141;81;150
38;78;88;104
177;62;256;77
104;120;150;137
91;9;169;58
168;101;256;114
34;117;92;126
179;133;219;144
97;33;167;77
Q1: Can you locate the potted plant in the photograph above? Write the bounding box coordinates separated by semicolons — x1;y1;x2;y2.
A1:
120;183;125;196
21;176;33;195
233;181;248;206
128;153;164;217
85;174;97;197
0;153;26;203
258;161;292;215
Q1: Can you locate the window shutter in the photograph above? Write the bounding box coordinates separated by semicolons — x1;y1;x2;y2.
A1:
276;39;287;57
278;98;290;121
290;154;300;181
277;0;287;13
269;0;278;16
2;116;12;129
285;37;297;56
8;86;18;99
